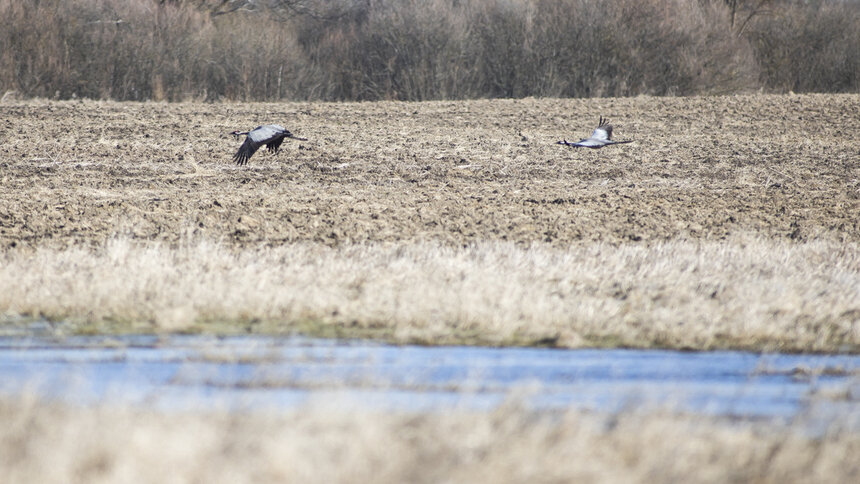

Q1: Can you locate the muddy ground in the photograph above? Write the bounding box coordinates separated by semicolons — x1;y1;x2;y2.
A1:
1;94;858;249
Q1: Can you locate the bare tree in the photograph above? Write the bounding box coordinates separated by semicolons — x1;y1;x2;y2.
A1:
162;0;359;19
723;0;777;35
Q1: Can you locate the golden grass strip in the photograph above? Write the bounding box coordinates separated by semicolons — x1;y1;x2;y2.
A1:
1;237;857;351
1;397;858;484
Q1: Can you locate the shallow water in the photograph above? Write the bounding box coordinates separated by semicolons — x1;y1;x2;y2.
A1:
1;334;858;425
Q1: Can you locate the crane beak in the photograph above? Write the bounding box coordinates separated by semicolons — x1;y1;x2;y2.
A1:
289;134;308;141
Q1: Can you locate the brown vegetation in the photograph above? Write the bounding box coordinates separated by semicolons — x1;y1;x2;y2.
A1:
747;1;860;93
0;94;858;350
2;237;857;351
1;0;857;101
2;398;858;483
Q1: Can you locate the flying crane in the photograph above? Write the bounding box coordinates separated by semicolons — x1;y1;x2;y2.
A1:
557;117;632;149
230;124;307;165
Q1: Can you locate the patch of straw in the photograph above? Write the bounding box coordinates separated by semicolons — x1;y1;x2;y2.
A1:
1;236;857;351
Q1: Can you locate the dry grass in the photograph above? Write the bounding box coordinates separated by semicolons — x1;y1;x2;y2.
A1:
0;94;859;351
1;236;858;351
2;396;858;484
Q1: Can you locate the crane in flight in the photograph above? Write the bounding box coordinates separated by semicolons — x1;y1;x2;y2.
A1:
557;117;632;149
230;124;307;165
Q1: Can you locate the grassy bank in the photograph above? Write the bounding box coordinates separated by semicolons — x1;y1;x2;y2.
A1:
2;237;858;352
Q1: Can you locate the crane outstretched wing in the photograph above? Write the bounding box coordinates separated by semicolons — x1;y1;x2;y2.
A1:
232;124;306;165
233;137;262;165
590;116;613;141
266;136;285;154
556;116;631;149
573;138;607;148
233;125;286;165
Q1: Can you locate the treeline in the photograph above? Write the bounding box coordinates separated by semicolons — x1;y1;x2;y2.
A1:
0;0;857;101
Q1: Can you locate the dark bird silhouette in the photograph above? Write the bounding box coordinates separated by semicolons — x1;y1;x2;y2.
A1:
230;124;307;165
557;117;632;149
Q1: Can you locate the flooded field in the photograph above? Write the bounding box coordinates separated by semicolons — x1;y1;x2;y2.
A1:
2;334;858;424
2;333;859;482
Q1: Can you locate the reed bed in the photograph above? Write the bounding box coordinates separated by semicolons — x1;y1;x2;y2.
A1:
2;237;857;351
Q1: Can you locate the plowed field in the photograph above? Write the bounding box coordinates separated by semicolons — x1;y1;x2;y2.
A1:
2;94;857;248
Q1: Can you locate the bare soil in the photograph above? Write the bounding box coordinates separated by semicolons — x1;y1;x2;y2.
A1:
1;94;858;249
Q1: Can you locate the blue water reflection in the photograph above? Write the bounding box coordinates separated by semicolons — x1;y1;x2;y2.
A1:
0;335;857;424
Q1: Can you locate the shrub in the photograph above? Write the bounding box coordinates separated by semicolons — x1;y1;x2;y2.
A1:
0;0;303;101
0;0;855;101
745;0;860;92
292;0;759;100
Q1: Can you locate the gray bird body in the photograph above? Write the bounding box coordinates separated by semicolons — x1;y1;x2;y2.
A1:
231;124;307;165
557;117;632;149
